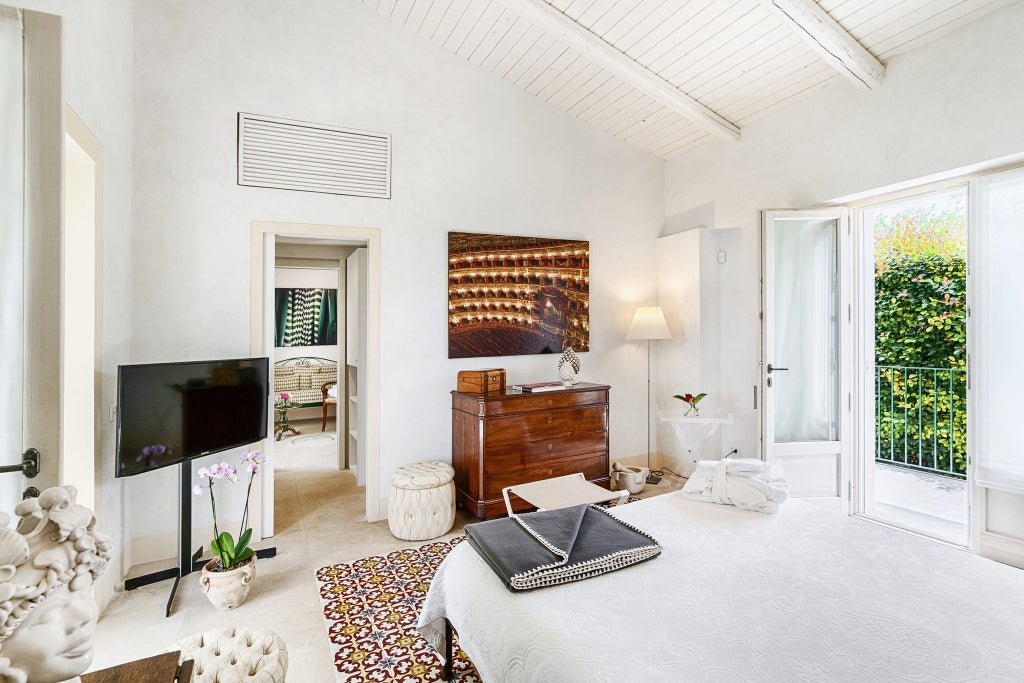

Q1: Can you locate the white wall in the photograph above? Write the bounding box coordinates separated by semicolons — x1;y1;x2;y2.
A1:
10;0;134;606
664;3;1024;550
127;0;664;560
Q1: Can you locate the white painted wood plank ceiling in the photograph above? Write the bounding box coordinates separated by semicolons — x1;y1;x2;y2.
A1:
361;0;1019;158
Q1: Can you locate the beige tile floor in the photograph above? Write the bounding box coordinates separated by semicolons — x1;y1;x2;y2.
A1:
88;418;474;681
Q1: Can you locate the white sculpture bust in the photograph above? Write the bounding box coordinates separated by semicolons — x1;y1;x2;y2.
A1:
0;486;111;683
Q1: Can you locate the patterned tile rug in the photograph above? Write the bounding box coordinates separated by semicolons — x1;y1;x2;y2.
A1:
316;538;480;682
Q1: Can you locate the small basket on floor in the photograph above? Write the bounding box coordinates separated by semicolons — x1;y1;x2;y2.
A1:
165;626;287;683
388;461;456;541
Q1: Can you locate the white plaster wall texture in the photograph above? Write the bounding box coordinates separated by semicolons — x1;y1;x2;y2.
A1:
664;2;1024;530
11;0;134;602
128;0;664;551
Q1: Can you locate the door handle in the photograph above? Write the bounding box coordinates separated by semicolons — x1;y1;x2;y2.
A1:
767;364;789;374
0;449;40;479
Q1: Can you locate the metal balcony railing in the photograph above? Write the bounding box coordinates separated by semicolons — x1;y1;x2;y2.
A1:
875;365;967;479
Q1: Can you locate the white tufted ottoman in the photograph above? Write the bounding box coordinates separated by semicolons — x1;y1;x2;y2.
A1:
166;627;288;683
388;461;456;541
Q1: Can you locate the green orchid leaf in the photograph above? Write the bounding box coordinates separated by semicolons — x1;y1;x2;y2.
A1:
219;532;235;557
234;547;255;565
237;528;252;552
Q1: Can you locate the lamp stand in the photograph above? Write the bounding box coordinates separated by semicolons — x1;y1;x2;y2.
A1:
645;339;661;485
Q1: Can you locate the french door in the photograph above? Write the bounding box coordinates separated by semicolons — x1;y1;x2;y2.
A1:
761;210;852;508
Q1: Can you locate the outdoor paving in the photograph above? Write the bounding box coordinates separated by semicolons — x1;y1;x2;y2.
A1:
871;462;967;544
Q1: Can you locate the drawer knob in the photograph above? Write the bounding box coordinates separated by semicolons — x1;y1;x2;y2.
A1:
547;469;553;475
547;416;553;423
547;443;553;450
547;399;553;406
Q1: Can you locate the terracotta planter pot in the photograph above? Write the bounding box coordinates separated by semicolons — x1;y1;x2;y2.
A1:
200;555;256;610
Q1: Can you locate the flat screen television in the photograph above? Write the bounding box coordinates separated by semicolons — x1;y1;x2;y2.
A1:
116;357;269;478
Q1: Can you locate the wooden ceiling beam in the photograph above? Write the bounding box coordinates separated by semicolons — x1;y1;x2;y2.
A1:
757;0;885;91
498;0;740;143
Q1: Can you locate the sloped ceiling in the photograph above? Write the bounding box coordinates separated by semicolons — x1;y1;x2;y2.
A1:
361;0;1018;158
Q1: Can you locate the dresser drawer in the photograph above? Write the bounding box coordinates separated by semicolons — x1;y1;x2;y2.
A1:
484;453;609;498
484;432;608;473
480;388;608;416
485;405;607;446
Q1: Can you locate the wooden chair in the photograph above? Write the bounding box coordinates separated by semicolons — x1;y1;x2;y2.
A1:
321;381;337;431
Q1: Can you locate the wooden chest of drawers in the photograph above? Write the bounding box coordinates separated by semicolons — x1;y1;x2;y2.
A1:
451;383;611;518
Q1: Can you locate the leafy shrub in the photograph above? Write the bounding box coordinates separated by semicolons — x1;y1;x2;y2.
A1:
874;251;967;475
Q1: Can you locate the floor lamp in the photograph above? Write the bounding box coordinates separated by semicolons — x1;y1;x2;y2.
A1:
626;307;672;484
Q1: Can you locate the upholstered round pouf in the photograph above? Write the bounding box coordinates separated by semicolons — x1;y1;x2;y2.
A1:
166;627;288;683
388;462;456;541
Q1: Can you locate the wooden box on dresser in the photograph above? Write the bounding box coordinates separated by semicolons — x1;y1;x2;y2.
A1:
451;382;611;519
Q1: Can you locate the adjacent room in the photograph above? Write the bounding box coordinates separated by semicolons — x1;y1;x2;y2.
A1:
2;1;1024;681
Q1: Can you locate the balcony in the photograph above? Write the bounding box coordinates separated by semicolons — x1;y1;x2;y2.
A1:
872;365;967;543
875;365;966;479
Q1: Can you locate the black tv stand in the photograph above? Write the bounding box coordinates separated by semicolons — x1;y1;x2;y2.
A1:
124;461;276;617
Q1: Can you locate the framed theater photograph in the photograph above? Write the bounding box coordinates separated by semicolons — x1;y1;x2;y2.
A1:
448;232;590;359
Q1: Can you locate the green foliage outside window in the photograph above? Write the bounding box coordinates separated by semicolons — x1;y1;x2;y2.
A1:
874;203;967;476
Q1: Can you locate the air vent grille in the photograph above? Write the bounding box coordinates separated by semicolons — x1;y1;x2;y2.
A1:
237;113;391;199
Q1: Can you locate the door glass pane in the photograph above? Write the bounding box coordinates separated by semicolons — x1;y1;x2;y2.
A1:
0;6;24;507
773;218;839;442
975;170;1024;492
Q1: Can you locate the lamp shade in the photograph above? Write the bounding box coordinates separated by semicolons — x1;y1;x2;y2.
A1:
626;306;671;340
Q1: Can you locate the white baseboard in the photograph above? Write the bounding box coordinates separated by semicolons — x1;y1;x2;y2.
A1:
128;519;243;567
980;531;1024;569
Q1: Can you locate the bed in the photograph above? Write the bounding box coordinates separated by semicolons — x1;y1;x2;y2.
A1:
418;493;1024;682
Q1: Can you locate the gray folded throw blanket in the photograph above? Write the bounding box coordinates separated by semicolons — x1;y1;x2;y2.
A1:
464;504;662;591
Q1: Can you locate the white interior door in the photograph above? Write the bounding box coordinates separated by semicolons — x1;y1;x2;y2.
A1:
260;233;276;537
1;6;61;510
762;209;851;506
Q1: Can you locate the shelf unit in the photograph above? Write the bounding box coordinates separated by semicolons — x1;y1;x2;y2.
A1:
658;411;735;425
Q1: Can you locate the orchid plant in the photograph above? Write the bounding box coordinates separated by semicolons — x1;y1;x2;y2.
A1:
275;392;291;407
193;451;267;571
673;392;707;417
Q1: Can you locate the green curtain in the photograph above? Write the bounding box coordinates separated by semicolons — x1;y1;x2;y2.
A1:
276;288;337;347
317;289;338;345
274;289;290;347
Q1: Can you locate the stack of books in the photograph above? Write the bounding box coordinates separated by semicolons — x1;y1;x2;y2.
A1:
511;381;566;393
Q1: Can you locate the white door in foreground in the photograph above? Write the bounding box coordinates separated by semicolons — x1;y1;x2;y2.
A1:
0;6;60;509
762;210;850;507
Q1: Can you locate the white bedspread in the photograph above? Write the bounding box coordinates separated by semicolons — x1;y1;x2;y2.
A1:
418;494;1024;682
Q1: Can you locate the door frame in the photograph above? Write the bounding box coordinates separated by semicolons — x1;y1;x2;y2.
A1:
761;209;853;513
249;221;383;535
62;105;103;513
849;186;976;548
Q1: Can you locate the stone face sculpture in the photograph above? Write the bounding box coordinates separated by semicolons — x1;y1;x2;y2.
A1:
0;486;111;683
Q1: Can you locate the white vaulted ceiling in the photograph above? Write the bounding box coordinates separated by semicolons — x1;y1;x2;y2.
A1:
361;0;1018;158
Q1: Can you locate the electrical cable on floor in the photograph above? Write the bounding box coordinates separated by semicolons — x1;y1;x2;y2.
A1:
650;449;739;480
648;466;687;479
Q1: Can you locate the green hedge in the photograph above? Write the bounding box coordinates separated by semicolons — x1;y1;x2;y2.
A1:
875;255;967;475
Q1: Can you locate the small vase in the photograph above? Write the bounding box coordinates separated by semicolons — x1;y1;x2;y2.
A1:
558;347;581;385
200;555;256;610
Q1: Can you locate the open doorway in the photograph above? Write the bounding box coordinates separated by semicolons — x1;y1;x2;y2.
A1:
63;108;103;515
249;222;381;540
270;239;362;539
857;189;969;545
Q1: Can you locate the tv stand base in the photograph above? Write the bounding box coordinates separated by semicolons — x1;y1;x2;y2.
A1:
125;546;277;617
122;461;277;617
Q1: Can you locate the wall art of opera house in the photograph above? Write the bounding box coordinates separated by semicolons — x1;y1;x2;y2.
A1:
448;232;590;359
